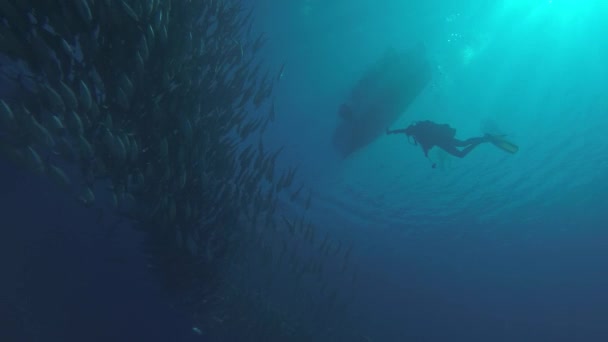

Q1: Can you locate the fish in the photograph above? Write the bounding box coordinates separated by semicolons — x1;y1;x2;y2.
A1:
120;0;139;22
139;35;149;61
49;115;65;133
24;146;44;174
269;99;276;122
46;163;71;190
59;38;73;57
27;114;56;148
77;135;94;160
113;134;127;162
0;2;333;336
146;25;156;46
42;84;66;114
119;74;134;98
74;0;93;24
135;51;145;76
289;183;304;202
79;186;95;207
129;137;139;162
304;190;312;210
58;81;78;111
78;80;92;112
277;62;286;81
65;110;84;136
159;25;168;44
0;100;15;127
116;87;129;110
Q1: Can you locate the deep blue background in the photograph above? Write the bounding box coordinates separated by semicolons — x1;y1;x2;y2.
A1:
0;158;200;341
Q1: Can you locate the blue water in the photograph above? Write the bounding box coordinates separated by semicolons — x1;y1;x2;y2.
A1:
0;159;200;341
259;0;608;340
3;0;608;341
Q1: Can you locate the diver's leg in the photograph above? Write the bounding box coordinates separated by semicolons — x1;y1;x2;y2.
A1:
439;142;482;158
453;136;487;146
457;143;482;157
438;144;467;158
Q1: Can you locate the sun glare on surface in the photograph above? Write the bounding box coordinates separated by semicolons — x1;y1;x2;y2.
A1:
495;0;603;34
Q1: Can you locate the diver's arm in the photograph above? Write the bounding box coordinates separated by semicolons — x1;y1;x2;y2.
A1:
386;128;408;135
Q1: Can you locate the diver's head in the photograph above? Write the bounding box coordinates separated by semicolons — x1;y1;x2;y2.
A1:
404;124;416;136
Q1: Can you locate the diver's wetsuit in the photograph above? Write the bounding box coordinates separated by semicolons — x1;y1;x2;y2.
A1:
387;121;488;158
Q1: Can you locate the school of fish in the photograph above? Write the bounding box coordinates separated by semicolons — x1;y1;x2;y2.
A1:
0;0;362;340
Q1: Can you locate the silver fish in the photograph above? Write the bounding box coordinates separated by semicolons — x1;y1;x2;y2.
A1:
146;24;156;46
78;80;92;112
77;135;94;159
25;146;44;174
120;0;139;22
28;114;55;148
0;99;15;127
135;51;145;75
79;186;95;207
47;164;71;189
75;0;93;24
59;38;73;56
42;84;66;113
119;74;134;98
116;87;129;110
159;24;168;44
49;115;65;133
66;110;84;136
139;35;149;61
58;81;78;110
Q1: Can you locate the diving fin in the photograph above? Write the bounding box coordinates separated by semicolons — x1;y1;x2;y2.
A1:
487;134;519;154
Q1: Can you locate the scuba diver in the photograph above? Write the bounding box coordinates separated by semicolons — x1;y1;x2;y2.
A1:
387;120;518;168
